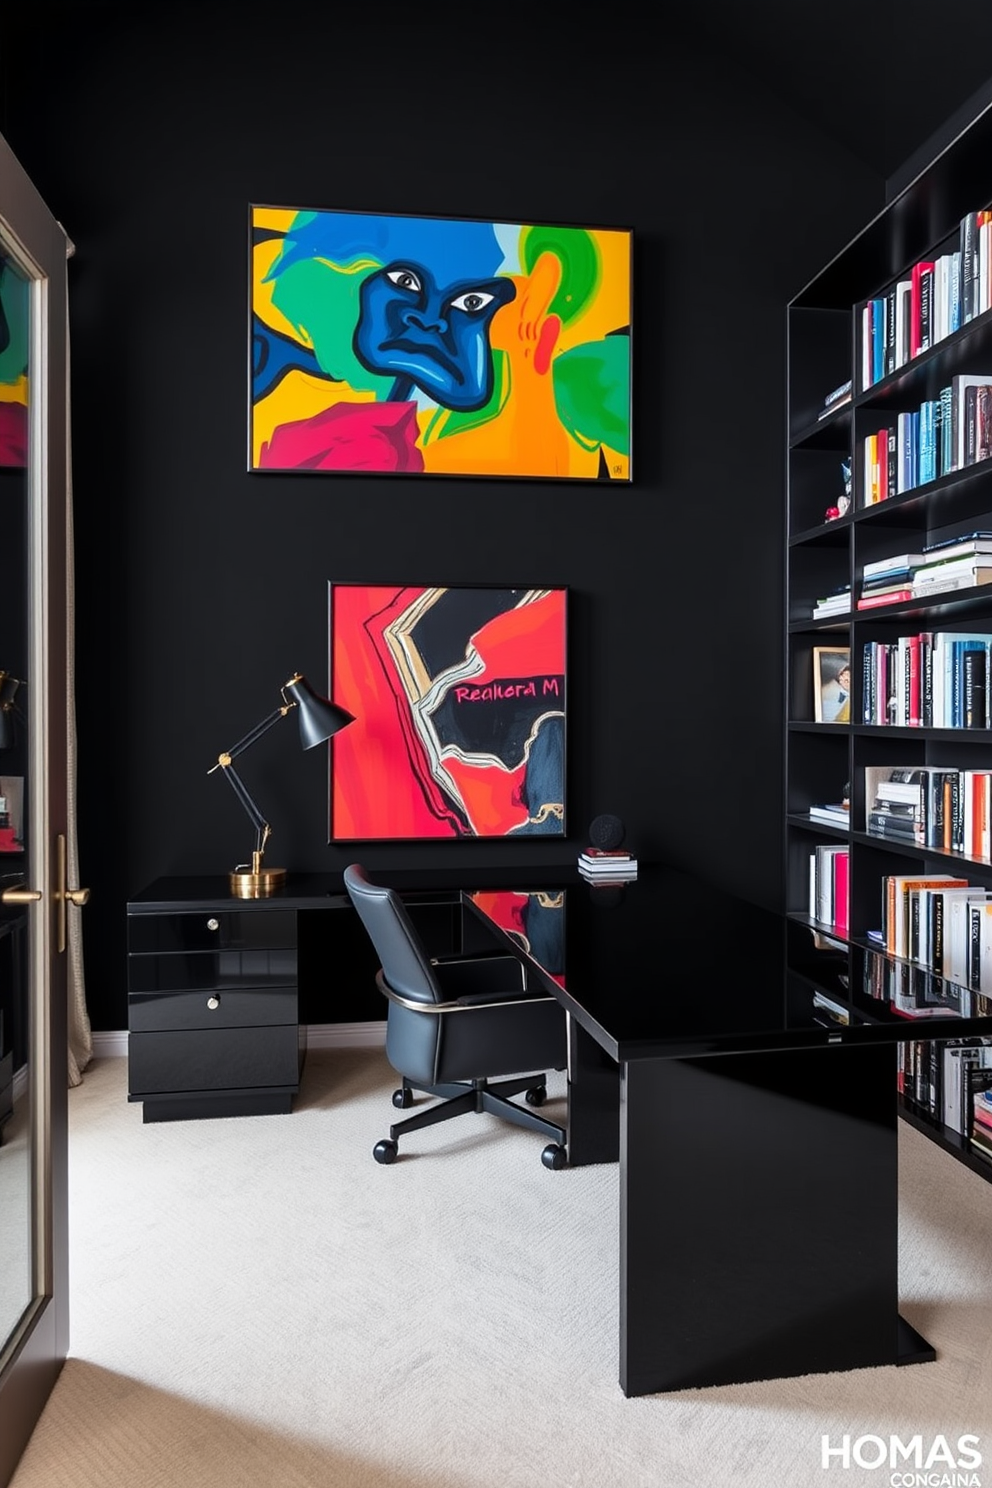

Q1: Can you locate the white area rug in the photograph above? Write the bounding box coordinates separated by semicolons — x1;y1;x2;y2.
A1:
9;1050;992;1488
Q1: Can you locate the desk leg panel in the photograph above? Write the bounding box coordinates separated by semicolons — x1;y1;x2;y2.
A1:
566;1015;620;1167
620;1044;905;1395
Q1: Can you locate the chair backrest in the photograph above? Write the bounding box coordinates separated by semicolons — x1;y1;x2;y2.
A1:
343;864;443;1005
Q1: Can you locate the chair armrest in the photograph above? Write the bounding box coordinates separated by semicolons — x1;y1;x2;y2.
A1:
453;988;538;1007
433;954;526;997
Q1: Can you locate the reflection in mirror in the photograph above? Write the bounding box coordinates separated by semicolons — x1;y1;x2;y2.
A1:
0;246;32;1354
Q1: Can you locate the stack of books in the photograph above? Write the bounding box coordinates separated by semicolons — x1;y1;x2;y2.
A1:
812;585;851;619
911;531;992;598
577;848;638;884
807;801;849;828
857;551;927;609
817;378;853;421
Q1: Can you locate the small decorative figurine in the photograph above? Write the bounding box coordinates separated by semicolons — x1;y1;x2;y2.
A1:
824;505;841;521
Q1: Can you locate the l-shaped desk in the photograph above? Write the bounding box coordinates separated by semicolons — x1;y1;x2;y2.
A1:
128;863;992;1398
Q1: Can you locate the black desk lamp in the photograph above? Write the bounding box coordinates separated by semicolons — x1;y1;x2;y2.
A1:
209;671;354;899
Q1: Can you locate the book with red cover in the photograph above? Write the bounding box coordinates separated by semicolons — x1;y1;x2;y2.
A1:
907;632;922;727
910;259;936;358
877;426;889;502
832;851;849;936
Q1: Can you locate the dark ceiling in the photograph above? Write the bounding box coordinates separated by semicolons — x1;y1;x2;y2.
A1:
693;0;992;184
6;1;992;189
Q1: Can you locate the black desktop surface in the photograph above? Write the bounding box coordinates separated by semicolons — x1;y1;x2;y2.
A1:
462;863;992;1062
128;863;992;1062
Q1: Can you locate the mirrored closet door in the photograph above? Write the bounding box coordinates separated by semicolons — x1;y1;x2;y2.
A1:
0;130;71;1486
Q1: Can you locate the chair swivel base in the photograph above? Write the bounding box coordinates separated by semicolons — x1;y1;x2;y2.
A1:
372;1074;567;1169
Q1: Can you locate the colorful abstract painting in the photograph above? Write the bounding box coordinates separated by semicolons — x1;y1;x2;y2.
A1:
251;206;631;480
0;258;28;469
329;583;567;840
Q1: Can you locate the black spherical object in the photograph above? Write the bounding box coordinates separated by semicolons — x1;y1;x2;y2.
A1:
589;813;625;850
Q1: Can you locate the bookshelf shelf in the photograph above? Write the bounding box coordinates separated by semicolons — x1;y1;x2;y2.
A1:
787;101;992;1187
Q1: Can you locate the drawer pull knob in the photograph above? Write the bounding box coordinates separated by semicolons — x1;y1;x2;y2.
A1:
206;918;220;931
206;996;220;1010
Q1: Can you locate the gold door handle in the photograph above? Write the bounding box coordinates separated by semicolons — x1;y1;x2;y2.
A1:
1;885;42;904
56;834;90;954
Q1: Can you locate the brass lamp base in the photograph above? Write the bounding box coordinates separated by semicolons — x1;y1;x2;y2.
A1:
229;865;287;899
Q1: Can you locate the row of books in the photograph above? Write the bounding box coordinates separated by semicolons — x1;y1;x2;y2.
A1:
806;844;848;934
898;1036;992;1149
860;628;992;728
860;375;992;506
877;875;992;1001
860;205;992;391
865;766;992;858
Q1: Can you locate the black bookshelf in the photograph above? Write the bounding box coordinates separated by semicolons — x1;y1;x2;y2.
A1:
786;98;992;1185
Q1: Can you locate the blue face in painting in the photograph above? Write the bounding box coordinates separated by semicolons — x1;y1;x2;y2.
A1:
354;261;516;411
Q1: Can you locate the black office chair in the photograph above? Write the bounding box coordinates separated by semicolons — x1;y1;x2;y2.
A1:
343;864;568;1169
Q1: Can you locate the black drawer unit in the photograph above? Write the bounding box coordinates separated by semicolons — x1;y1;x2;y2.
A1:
127;881;311;1123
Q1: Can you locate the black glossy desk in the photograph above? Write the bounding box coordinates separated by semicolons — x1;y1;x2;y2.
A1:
130;864;992;1399
462;864;992;1397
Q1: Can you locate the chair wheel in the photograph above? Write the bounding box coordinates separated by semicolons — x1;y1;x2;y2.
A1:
373;1138;398;1165
541;1143;567;1171
525;1084;547;1106
392;1087;413;1109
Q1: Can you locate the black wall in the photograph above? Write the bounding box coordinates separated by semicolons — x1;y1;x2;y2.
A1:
1;6;889;1031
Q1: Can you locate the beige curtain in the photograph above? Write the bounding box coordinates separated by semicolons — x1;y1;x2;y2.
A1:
64;265;91;1086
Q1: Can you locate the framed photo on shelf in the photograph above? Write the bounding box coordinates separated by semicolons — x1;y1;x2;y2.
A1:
328;582;567;842
250;204;631;482
813;647;852;724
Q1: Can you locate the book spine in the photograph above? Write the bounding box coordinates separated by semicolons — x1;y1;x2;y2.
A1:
862;641;874;724
872;298;885;384
832;851;849;936
908;633;921;725
877;425;889;502
980;386;992;462
920;266;934;352
920;632;933;726
961;210;977;323
932;892;945;973
971;904;984;991
967;384;979;465
950;251;962;333
940;384;953;474
964;647;989;728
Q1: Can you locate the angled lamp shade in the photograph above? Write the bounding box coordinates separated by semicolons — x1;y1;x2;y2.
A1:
209;671;355;899
283;673;355;750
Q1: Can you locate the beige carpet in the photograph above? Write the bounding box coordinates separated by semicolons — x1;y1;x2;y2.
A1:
9;1049;992;1488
